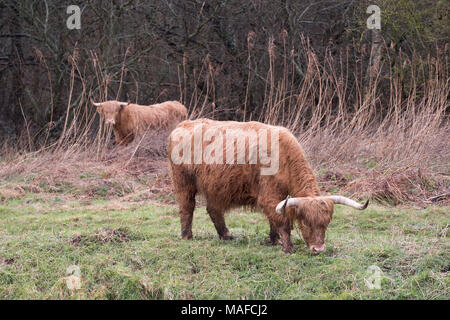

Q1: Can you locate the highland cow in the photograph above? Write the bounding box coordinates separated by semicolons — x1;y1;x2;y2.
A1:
92;100;187;145
168;119;368;254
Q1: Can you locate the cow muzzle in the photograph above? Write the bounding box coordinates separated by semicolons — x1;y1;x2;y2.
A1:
105;119;115;125
310;244;326;254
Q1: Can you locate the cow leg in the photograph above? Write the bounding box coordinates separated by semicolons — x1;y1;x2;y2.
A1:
176;189;196;240
113;130;128;146
269;221;281;246
279;225;295;253
261;201;294;253
258;191;295;253
126;132;134;145
171;166;197;240
113;130;122;145
206;206;233;240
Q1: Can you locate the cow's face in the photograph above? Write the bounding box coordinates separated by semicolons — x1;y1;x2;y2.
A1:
287;198;333;254
93;101;126;125
276;196;368;254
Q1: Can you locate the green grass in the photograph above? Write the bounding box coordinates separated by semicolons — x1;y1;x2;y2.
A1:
0;194;448;299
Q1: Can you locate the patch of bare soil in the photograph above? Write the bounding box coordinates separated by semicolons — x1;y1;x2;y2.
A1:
0;257;15;266
69;228;131;246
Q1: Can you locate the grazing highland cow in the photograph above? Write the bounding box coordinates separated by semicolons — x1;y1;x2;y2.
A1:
168;119;368;254
92;100;187;145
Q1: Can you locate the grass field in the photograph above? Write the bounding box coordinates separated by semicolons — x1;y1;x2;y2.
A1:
0;192;448;300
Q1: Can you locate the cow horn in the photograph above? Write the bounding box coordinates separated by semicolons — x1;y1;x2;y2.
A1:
276;197;299;214
91;101;102;107
329;196;369;210
118;102;129;106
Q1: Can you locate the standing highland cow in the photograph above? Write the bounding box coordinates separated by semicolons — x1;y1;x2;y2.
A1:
168;119;368;254
92;100;187;145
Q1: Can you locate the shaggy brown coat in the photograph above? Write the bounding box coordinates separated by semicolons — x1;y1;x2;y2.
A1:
168;119;367;253
93;100;187;145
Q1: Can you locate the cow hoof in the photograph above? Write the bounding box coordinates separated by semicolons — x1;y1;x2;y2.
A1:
271;238;282;246
282;246;296;254
221;234;234;240
265;237;281;246
181;234;193;240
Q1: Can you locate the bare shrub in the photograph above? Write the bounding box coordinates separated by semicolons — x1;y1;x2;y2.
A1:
0;37;448;206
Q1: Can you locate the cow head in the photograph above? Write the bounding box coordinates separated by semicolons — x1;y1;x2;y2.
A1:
91;100;128;125
276;196;368;254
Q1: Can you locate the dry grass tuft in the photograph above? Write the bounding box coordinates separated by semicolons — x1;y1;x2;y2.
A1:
318;167;449;206
0;38;448;207
69;228;131;246
345;168;449;206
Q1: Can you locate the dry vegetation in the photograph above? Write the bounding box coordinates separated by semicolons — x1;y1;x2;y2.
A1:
0;38;449;208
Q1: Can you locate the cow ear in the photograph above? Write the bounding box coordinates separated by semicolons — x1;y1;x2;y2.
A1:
118;102;128;111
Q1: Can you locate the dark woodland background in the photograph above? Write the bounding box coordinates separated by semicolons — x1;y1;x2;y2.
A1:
0;0;448;143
